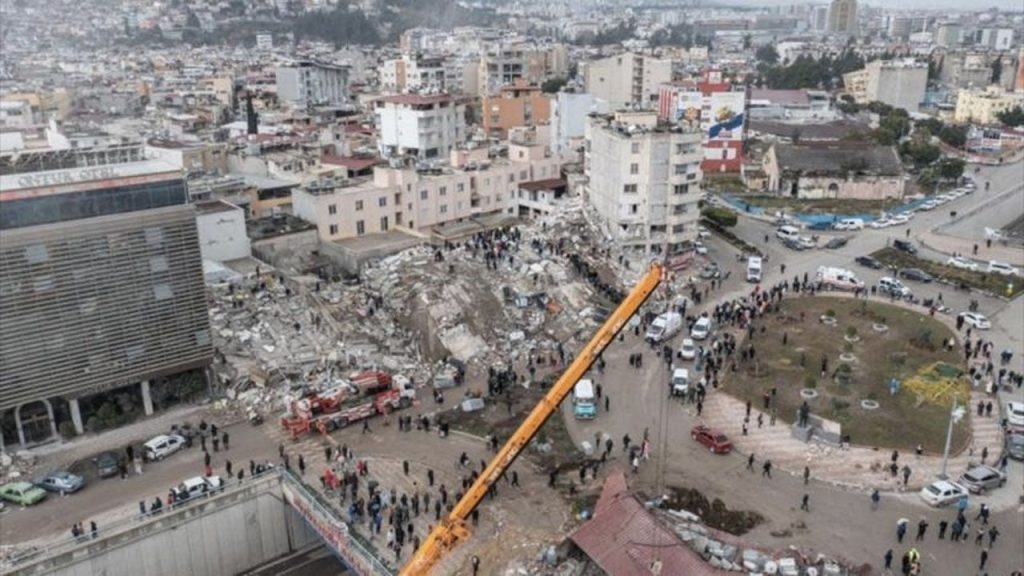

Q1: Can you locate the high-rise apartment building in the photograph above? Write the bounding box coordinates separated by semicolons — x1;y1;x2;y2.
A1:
276;61;350;108
583;52;673;110
843;60;928;112
0;145;211;448
375;93;468;160
585;111;703;257
828;0;857;34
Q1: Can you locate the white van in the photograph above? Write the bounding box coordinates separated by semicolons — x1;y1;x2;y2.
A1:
878;276;911;298
573;379;597;419
815;266;864;291
671;368;690;397
690;316;714;340
645;311;683;343
746;256;762;283
775;225;800;241
833;218;864;231
144;434;186;461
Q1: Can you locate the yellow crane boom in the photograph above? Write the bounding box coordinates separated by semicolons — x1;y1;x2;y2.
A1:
400;262;664;575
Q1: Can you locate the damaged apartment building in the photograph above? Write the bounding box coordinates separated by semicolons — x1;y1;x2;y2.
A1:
584;110;704;258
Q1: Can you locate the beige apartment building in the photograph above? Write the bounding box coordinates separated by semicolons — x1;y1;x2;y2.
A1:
954;85;1024;125
842;59;928;112
481;81;552;138
583;52;672;110
291;142;561;241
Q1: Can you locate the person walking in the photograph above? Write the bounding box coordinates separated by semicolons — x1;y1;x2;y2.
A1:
938;520;948;539
915;519;928;541
979;549;988;570
298;455;306;476
883;549;893;571
803;466;810;485
870;489;880;511
761;460;772;478
896;519;908;543
471;555;480;576
222;432;229;451
90;521;98;539
901;465;911;487
747;453;755;472
800;494;809;511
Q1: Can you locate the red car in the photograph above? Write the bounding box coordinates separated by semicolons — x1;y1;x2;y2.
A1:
691;424;732;454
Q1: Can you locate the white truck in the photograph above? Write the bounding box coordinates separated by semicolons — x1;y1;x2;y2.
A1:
645;311;683;343
816;266;864;291
746;256;762;283
572;379;597;419
670;368;690;397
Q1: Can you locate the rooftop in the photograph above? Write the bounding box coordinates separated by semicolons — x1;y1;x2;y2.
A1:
246;213;315;241
376;93;458;106
773;142;903;177
321;155;381;171
194;199;241;216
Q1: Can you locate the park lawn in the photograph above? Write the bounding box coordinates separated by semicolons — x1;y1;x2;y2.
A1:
732;195;892;215
872;247;1024;298
725;297;970;453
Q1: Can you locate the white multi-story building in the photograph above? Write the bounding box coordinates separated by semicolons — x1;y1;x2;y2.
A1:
375;93;468;160
550;91;602;158
585;111;703;257
256;32;273;51
292;141;561;241
979;29;1015;51
842;59;928;112
583;52;672;110
379;55;448;94
275;61;350;108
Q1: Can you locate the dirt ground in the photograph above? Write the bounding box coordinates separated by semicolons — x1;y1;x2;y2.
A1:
725;297;969;453
661;486;764;535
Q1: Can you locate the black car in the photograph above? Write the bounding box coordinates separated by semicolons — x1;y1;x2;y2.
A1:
825;237;848;249
855;256;883;269
782;238;805;251
899;268;934;283
93;451;120;479
893;239;918;254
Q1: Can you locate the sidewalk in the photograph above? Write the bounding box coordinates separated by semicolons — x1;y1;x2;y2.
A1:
918;229;1024;268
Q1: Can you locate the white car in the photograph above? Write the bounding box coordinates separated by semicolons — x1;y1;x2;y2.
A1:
946;256;978;271
869;218;891;229
1006;401;1024;428
889;214;911;225
919;480;968;507
918;201;937;211
694;241;708;255
679;338;697;361
987;261;1020;276
796;236;816;250
144;434;186;461
958;312;991;330
690;317;714;340
697;226;711;240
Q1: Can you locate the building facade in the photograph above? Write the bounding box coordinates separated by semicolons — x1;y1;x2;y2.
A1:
550;91;598;158
658;70;747;173
0;148;211;448
827;0;857;34
585;111;703;257
481;82;552;138
375;93;468;160
763;142;905;200
583;53;672;110
843;60;928;112
954;86;1024;125
276;61;350;108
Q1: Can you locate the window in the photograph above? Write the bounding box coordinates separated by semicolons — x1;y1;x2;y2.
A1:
672;224;686;234
673;204;688;215
378;197;387;207
520;170;527;180
631;142;640;154
144;227;164;246
674;164;687;175
439;186;447;196
380;216;389;231
356;220;365;235
149;256;168;273
630;163;639;175
440;204;448;214
25;244;48;264
508;174;514;183
329;224;338;235
457;183;465;192
420;190;428;200
673;184;689;195
328;204;337;215
623;184;638;194
630;204;639;214
355;200;364;211
153;284;173;301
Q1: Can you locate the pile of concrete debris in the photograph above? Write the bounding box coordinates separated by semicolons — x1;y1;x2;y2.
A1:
658;508;853;575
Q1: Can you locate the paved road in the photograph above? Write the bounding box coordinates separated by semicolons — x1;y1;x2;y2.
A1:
562;162;1024;575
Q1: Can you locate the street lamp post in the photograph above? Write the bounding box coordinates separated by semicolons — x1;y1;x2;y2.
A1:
939;395;964;480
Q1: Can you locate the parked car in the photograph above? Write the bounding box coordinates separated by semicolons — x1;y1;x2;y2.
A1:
144;434;186;462
694;241;708;255
690;424;732;454
957;312;991;330
807;220;834;231
670;368;690;397
987;261;1020;276
172;475;224;504
782;238;806;251
869;218;892;229
1005;401;1024;428
918;200;938;211
833;218;864;231
878;276;912;298
775;225;800;241
958;465;1006;494
889;214;911;225
946;256;978;271
893;239;918;254
699;263;720;279
796;236;816;250
855;255;883;270
0;482;47;506
1007;433;1024;461
825;237;848;249
679;338;697;361
899;268;933;283
93;451;120;479
919;480;968;507
690;316;714;340
36;471;85;495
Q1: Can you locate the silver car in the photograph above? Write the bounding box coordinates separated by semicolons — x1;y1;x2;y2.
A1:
958;465;1006;494
37;471;85;495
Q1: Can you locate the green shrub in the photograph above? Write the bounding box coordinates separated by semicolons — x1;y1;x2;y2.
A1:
58;421;78;439
804;375;817;389
846;326;858;338
825;309;836;318
701;206;738;228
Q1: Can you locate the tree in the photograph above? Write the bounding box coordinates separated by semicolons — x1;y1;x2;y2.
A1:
701;206;738;228
541;77;567;94
937;158;966;181
991;55;1003;85
996;106;1024;127
755;44;778;64
938;125;967;148
743;34;752;50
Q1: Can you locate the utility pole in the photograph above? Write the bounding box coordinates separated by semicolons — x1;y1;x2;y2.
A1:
939;395;963;479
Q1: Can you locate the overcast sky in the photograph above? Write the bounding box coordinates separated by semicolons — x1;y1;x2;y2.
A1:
718;0;1024;11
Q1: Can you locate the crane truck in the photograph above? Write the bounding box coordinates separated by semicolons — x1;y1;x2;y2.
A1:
399;262;664;575
280;372;415;440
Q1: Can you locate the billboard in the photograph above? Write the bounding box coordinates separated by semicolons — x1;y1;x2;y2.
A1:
705;92;745;142
674;92;703;124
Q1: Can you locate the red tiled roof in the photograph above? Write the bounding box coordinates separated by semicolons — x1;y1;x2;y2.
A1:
570;471;730;576
321;155;380;171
